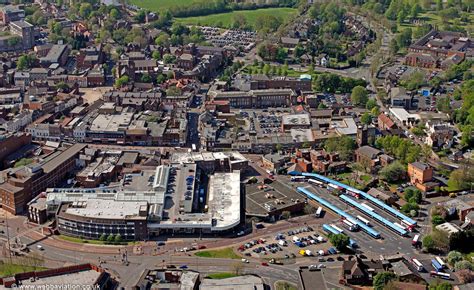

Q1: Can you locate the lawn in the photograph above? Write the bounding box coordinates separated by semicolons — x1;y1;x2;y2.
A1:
129;0;200;11
206;272;238;279
175;8;297;30
195;247;240;259
0;263;47;277
58;235;134;246
275;281;298;290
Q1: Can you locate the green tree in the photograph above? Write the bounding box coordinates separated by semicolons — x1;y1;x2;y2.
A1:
350;86;368;107
373;272;396;290
163;54;175;64
106;234;114;243
404;188;422;203
431;215;445;226
447;251;463;265
115;75;129;88
366;98;378;110
379;161;406;182
114;234;122;244
360;112;372;125
455;260;473;271
281;211;291;219
329;234;349;251
16;54;36;71
423;235;435;251
99;234;107;241
79;3;92;19
152;51;161;60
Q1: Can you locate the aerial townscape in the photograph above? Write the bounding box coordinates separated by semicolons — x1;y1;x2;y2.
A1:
0;0;474;289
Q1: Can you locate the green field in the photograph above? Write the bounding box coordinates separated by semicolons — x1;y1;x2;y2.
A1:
129;0;201;11
58;235;135;245
206;272;238;279
0;263;47;277
195;247;240;259
175;8;297;29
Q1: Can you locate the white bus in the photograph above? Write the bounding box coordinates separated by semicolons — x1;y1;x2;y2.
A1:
291;176;306;182
412;258;424;272
330;224;344;234
401;219;415;231
412;234;420;246
393;222;406;230
308;179;323;186
435;257;446;268
315;207;323;218
357;215;371;226
361;203;375;212
342;219;357;231
430;271;450;280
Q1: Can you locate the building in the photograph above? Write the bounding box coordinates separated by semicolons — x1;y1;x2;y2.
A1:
340;256;385;286
378;113;397;131
355;145;392;172
56;199;149;240
0;263;114;288
0;5;25;24
200;275;264;290
367;188;396;205
425;122;454;149
134;269;200;289
0;143;86;214
40;44;70;66
210;89;295;108
389;107;420;127
405;30;473;69
407;162;433;191
0;132;31;168
435;222;462;237
9;20;34;49
261;152;290;173
281;113;311;131
443;199;474;221
390;87;412;110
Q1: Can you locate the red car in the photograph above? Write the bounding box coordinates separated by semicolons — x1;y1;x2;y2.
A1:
261;262;269;266
198;245;206;249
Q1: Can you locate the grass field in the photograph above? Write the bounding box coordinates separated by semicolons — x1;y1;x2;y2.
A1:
129;0;200;11
275;281;298;290
175;8;297;30
195;247;240;259
0;263;47;277
206;272;238;279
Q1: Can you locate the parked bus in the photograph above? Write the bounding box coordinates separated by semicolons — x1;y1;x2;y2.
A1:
330;224;343;234
412;234;420;247
342;219;358;231
356;215;371;226
291;176;306;182
432;259;443;272
308;179;324;187
401;220;415;232
435;257;446;269
327;183;340;191
315;207;323;218
393;222;406;231
361;203;375;212
430;271;450;280
346;189;360;199
412;258;424;272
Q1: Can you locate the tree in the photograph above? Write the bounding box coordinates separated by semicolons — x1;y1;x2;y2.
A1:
402;70;426;90
455;260;473;271
379;161;406;182
360;112;372;125
275;143;283;152
329;233;349;251
79;3;92;19
106;234;114;243
115;75;129;88
163;54;175;64
373;272;396;290
140;73;152;83
431;215;445;226
430;205;448;219
457;269;474;284
99;234;107;241
404;188;422;204
350;86;368;107
304;204;315;215
281;211;291;220
423;235;435;251
114;234;122;244
447;164;474;191
16;54;36;71
447;251;463;265
449;229;474;253
366;98;377;110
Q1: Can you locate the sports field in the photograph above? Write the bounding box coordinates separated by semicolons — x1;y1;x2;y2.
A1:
174;8;297;29
129;0;200;11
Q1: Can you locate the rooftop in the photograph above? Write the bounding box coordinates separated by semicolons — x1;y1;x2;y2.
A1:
62;198;147;220
208;171;241;231
90;113;134;132
200;275;264;290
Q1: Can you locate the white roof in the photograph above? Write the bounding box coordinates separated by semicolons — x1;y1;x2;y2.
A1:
389;107;420;122
208;171;241;231
65;199;147;220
